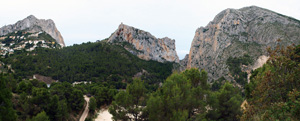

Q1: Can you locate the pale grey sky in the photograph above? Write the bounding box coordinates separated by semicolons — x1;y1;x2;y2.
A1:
1;0;300;59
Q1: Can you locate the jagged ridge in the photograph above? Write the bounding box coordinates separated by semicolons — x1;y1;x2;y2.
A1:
108;23;179;63
0;15;65;47
187;6;300;81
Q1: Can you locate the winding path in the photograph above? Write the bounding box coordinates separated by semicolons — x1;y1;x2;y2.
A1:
80;95;90;121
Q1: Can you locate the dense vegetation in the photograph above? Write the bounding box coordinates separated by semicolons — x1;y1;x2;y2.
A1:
242;45;300;120
1;30;60;48
0;72;120;121
0;74;17;121
108;44;300;121
1;37;299;121
1;42;174;90
226;54;254;86
109;68;243;121
3;73;84;120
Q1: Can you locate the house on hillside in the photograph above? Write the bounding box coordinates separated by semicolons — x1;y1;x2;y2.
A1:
33;74;57;88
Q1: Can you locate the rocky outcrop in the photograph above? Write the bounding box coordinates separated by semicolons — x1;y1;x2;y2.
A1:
108;23;179;63
0;15;65;47
179;54;189;71
187;6;300;81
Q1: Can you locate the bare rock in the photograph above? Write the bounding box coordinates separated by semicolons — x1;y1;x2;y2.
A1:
187;6;300;81
179;54;189;71
108;23;179;63
0;15;65;47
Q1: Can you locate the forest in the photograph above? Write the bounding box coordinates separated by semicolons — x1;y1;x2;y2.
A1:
0;43;299;121
108;44;300;121
1;42;174;90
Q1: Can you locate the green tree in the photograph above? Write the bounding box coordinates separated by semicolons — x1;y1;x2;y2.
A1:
217;82;243;121
146;70;209;121
94;86;117;107
182;68;209;90
2;42;174;89
207;82;243;121
69;89;84;111
47;95;59;120
182;68;201;87
0;74;17;121
31;111;50;121
17;80;27;93
109;79;147;121
89;97;97;113
31;87;50;108
19;92;31;120
242;45;300;120
56;99;68;121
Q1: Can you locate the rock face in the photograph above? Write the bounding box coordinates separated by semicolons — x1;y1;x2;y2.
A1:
179;54;189;71
187;6;300;81
0;15;65;47
108;23;179;63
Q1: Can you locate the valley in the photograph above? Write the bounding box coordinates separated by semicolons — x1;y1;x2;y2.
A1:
0;5;299;121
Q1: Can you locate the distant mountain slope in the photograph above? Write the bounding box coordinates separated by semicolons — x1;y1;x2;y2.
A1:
1;42;174;89
108;23;179;63
187;6;300;82
0;15;65;47
0;30;61;56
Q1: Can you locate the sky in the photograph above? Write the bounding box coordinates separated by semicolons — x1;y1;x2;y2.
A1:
1;0;300;59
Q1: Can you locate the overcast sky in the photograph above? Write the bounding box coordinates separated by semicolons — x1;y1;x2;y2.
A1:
1;0;300;59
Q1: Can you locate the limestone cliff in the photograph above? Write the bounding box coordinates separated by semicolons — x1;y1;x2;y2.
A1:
108;23;179;63
179;54;189;71
0;15;65;47
187;6;300;81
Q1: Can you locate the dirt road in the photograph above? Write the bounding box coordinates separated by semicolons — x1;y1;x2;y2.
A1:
80;95;90;121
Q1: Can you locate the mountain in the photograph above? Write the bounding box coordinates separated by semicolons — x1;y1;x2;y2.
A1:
1;42;174;89
0;15;65;47
107;23;179;63
0;30;61;56
187;6;300;82
179;54;189;71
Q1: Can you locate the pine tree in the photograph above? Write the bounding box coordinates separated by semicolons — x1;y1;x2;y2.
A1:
242;45;300;120
109;79;147;121
31;111;50;121
0;74;17;121
89;97;97;113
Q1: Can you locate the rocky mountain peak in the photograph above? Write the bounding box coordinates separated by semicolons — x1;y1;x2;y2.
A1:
26;15;38;21
187;6;300;82
0;15;65;47
107;23;179;63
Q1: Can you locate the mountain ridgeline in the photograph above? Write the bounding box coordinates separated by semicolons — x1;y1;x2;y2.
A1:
1;6;300;121
187;6;300;82
0;15;65;47
107;23;179;63
1;42;174;89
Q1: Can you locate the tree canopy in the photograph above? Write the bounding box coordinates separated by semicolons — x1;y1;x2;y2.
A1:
242;45;300;120
1;42;174;90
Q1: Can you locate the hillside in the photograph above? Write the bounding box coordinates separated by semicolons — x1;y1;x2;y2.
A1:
108;23;179;63
187;6;300;84
1;41;174;89
0;15;65;47
0;30;61;56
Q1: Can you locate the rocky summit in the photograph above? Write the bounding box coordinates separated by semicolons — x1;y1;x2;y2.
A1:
0;15;65;47
187;6;300;81
108;23;179;63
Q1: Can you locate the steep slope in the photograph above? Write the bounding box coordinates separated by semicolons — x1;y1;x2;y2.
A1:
108;23;179;63
187;6;300;81
1;42;174;89
0;30;61;56
179;54;189;71
0;15;65;47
